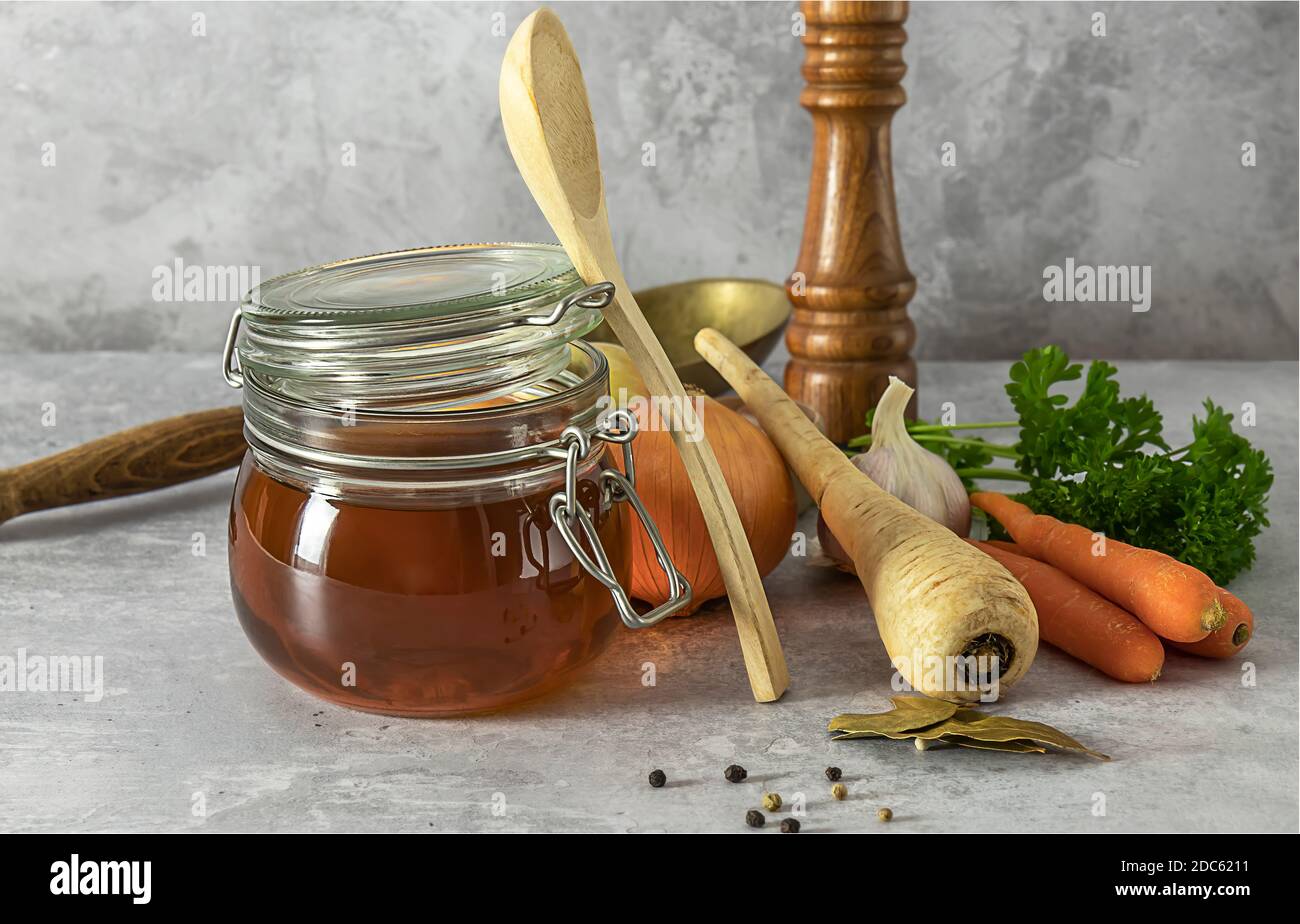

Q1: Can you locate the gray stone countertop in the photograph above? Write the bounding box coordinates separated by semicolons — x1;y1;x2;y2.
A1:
1;351;1296;833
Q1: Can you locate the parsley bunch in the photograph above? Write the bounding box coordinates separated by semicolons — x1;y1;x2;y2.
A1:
847;346;1272;584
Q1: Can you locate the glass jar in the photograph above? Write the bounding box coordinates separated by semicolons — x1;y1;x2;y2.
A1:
221;243;690;717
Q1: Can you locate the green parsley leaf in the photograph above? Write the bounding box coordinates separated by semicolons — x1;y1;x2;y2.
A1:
1009;348;1271;584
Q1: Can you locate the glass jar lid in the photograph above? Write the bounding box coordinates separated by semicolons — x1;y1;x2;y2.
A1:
247;242;585;325
229;243;607;412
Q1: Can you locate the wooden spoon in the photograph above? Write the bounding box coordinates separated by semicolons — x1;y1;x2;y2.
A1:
0;406;245;527
500;8;789;701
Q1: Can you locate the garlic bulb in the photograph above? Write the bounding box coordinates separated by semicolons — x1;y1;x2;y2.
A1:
856;377;971;537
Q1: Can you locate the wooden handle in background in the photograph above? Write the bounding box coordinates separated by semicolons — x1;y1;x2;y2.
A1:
0;406;246;526
785;0;918;441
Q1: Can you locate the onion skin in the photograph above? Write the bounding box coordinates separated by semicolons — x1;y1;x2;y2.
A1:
716;395;825;515
591;342;646;406
620;396;796;615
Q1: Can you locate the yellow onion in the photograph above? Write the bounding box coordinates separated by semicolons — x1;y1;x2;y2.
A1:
715;395;826;515
619;394;796;615
591;342;646;407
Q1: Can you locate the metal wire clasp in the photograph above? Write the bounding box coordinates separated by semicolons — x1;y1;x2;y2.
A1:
514;281;615;328
222;307;244;388
548;409;692;629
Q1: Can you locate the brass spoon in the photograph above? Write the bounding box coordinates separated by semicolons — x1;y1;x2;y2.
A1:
587;277;791;397
499;8;788;700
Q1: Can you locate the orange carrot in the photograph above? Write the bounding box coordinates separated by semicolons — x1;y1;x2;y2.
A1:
982;538;1030;558
968;540;1165;683
1170;589;1254;659
970;492;1224;643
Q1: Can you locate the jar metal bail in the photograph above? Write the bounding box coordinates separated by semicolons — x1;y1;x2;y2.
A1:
548;411;693;628
517;280;615;328
222;306;244;388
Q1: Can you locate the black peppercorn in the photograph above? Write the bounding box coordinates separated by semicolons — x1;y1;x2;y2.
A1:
724;764;748;783
825;766;842;782
780;818;801;834
647;769;666;788
745;809;765;828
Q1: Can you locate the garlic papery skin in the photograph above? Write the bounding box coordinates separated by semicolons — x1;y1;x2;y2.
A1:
856;377;972;537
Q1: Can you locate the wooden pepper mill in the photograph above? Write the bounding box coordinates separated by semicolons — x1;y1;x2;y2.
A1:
785;0;917;442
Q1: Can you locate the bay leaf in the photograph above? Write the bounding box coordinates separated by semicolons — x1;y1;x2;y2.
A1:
830;700;1109;760
925;714;1110;760
828;695;960;737
943;735;1048;754
832;730;916;741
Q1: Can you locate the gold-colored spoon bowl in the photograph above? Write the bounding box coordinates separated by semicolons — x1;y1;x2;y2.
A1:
590;278;791;395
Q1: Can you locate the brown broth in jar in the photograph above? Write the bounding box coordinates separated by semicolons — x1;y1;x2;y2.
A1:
228;452;628;717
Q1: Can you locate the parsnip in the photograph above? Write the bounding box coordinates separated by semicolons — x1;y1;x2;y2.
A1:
694;329;1038;702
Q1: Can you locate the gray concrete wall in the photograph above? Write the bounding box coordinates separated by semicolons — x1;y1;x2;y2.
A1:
2;1;1295;359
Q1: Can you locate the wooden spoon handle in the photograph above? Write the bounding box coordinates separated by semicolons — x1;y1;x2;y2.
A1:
499;8;787;701
605;284;790;702
0;406;245;526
